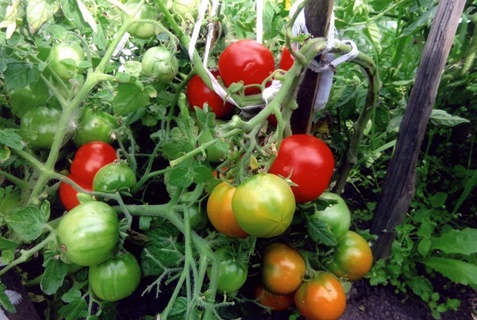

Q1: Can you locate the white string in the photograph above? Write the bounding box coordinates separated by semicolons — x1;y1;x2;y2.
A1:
203;0;220;67
188;0;209;60
256;0;264;44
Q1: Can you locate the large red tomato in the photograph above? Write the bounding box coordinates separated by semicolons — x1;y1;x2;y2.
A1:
70;141;118;184
186;70;235;118
278;46;294;71
218;39;275;95
269;134;334;203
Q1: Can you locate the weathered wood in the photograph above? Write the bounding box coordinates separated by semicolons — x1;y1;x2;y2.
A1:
370;0;467;259
291;0;334;134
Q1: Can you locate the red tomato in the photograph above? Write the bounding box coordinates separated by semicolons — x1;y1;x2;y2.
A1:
59;174;92;211
294;272;346;320
186;70;235;118
255;283;294;311
269;134;334;203
218;39;275;95
278;46;294;71
70;141;118;184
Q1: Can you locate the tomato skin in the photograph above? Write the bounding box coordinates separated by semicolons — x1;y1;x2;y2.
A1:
269;134;334;203
73;108;119;146
232;173;295;238
294;272;346;320
206;182;248;238
141;46;179;83
261;243;305;295
325;231;373;281
47;43;84;80
311;192;351;242
218;39;275;95
122;0;159;39
70;141;118;184
20;107;62;149
207;247;248;293
92;163;137;193
278;47;294;71
59;174;93;211
255;283;294;311
187;71;235;118
57;201;120;266
88;252;141;301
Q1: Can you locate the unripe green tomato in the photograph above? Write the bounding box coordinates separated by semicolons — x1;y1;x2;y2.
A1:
310;192;351;242
20;107;62;149
88;252;141;301
73;108;119;146
171;0;199;21
141;46;179;83
47;43;84;80
9;86;47;118
122;0;159;39
57;201;119;266
93;163;137;193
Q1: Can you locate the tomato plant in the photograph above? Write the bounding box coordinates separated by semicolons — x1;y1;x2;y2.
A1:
310;192;351;242
47;43;84;80
187;71;235;118
59;174;93;211
57;201;120;266
8;83;49;118
261;243;306;294
88;252;142;301
92;162;137;193
19;107;62;149
269;134;335;203
207;246;248;293
232;173;295;238
206;181;248;238
294;272;346;320
73;108;119;146
255;283;294;311
325;231;373;281
70;141;118;184
122;0;159;39
218;39;275;95
142;46;179;83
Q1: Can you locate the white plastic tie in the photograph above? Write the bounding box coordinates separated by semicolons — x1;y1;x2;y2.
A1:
203;0;220;67
188;0;209;60
256;0;264;44
290;0;308;38
262;80;282;104
204;69;239;106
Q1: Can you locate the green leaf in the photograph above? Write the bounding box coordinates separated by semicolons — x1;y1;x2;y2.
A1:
0;129;23;150
41;256;68;295
452;169;477;214
192;165;213;183
0;283;16;314
419;257;477;286
363;21;382;53
168;296;201;320
112;83;150;116
4;62;40;91
61;282;88;303
401;6;437;37
430;228;477;255
417;238;431;257
407;275;433;302
169;166;193;188
0;236;19;251
60;0;96;31
430;109;470;127
59;298;89;320
26;0;59;34
5;206;47;242
305;217;337;246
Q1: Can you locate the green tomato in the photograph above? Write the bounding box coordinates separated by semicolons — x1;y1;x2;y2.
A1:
20;107;62;149
122;0;159;39
92;163;137;193
73;108;119;146
47;43;84;80
198;130;229;163
8;84;48;118
57;201;119;266
310;192;351;242
88;252;141;301
171;0;199;20
232;173;295;238
141;46;179;83
207;247;248;293
187;205;208;231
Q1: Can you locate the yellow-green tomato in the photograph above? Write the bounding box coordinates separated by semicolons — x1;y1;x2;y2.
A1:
47;43;84;80
93;163;137;193
232;173;295;238
88;252;141;301
57;201;119;266
141;46;179;83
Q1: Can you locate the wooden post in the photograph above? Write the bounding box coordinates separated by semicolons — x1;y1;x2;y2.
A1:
291;0;334;134
370;0;467;259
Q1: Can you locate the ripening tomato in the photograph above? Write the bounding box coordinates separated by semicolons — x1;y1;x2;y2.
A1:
261;243;305;295
93;163;137;193
59;174;93;211
310;192;351;242
269;134;334;203
70;141;118;184
57;201;119;266
325;231;373;281
255;283;294;311
294;272;346;320
232;173;295;238
187;71;235;118
206;181;248;238
278;46;294;71
218;39;275;95
207;246;248;293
